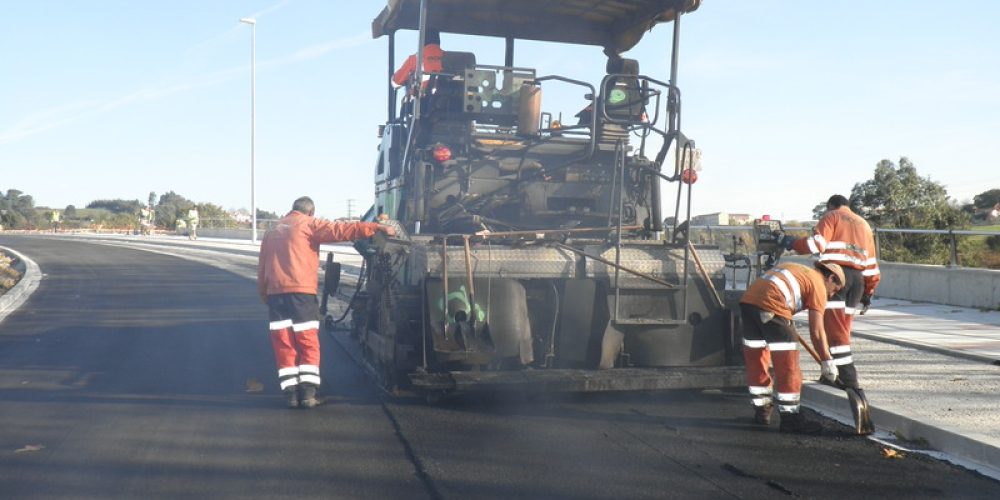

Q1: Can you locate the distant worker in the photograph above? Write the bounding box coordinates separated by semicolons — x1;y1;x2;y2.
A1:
139;206;154;236
776;194;879;393
186;208;199;240
740;261;845;434
50;210;61;233
257;196;394;409
392;30;443;89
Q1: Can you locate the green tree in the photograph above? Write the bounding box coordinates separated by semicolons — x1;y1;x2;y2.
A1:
64;205;77;219
196;202;237;228
86;199;143;214
154;191;194;229
850;157;967;229
256;208;279;221
1;189;40;229
810;202;827;220
973;189;1000;209
148;191;157;209
850;157;970;264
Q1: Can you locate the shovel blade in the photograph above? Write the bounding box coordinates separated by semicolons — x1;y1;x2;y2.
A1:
845;387;875;435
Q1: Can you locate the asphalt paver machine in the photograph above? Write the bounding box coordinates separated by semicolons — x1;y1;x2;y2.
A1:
348;0;744;397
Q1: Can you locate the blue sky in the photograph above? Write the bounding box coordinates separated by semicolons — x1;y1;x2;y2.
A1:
2;0;998;221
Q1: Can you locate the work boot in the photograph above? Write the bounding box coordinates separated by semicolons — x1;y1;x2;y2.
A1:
299;384;320;409
283;387;299;409
779;412;823;435
754;403;773;425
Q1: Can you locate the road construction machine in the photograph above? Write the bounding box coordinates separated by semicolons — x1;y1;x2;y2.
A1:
339;0;748;397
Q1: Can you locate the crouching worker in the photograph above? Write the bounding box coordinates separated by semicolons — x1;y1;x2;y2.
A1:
257;196;394;409
739;261;845;434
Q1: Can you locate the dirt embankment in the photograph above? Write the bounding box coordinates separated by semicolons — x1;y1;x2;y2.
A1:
0;250;25;296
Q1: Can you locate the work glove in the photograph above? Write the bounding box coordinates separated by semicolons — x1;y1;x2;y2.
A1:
780;235;795;250
771;230;795;250
379;224;397;237
820;360;839;385
859;293;872;315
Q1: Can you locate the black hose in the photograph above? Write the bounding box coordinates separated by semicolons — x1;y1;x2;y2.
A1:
328;258;368;326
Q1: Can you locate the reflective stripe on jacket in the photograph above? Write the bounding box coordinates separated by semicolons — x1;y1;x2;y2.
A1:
792;206;880;295
257;211;380;297
740;262;827;320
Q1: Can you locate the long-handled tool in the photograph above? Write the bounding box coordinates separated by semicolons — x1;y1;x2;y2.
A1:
788;328;874;435
688;241;724;309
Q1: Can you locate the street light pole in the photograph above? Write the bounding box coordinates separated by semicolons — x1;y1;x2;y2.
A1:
240;17;257;243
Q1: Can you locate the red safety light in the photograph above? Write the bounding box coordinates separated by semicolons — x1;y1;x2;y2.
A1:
680;168;698;184
432;144;452;162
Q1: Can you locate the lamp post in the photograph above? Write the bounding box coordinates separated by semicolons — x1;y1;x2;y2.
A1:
239;17;257;243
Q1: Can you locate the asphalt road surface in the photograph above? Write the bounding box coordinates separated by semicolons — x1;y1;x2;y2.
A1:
2;235;998;499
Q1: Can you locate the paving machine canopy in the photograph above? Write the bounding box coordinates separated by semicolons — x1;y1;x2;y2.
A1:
372;0;701;53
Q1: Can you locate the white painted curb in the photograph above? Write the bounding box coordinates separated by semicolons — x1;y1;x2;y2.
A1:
0;245;43;325
803;382;1000;481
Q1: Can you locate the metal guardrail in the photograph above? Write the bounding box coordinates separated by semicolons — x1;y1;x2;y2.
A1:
873;227;1000;268
685;224;1000;269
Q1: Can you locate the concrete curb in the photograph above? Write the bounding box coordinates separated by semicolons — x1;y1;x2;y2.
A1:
802;382;1000;481
0;245;42;325
852;330;1000;366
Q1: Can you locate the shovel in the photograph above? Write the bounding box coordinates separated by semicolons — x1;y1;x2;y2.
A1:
788;328;875;435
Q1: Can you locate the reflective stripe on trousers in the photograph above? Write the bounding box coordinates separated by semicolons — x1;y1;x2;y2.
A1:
742;340;801;414
270;321;321;389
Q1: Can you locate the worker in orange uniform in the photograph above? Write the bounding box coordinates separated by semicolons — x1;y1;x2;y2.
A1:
776;194;879;393
257;196;394;409
392;30;443;88
740;261;845;434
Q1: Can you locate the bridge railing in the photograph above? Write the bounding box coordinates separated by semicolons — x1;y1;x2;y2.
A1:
873;228;1000;268
685;225;1000;270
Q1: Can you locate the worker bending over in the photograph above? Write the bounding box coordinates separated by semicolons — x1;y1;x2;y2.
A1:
740;261;845;434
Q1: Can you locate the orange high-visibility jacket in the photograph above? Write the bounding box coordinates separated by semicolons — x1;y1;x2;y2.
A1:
257;211;380;298
392;44;444;86
741;262;828;321
791;206;880;295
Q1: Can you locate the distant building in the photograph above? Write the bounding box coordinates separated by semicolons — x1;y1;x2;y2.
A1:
673;212;756;227
972;203;1000;223
229;209;252;224
728;213;751;225
690;212;729;226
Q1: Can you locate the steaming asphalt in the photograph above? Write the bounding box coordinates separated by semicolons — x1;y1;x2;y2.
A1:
1;235;998;499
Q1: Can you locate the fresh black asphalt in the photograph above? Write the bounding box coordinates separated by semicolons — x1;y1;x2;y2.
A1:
1;235;997;499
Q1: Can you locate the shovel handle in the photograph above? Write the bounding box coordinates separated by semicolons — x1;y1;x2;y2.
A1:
789;327;822;365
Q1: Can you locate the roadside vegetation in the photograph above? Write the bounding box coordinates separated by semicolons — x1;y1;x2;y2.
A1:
0;250;22;295
0;189;278;234
845;158;999;268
